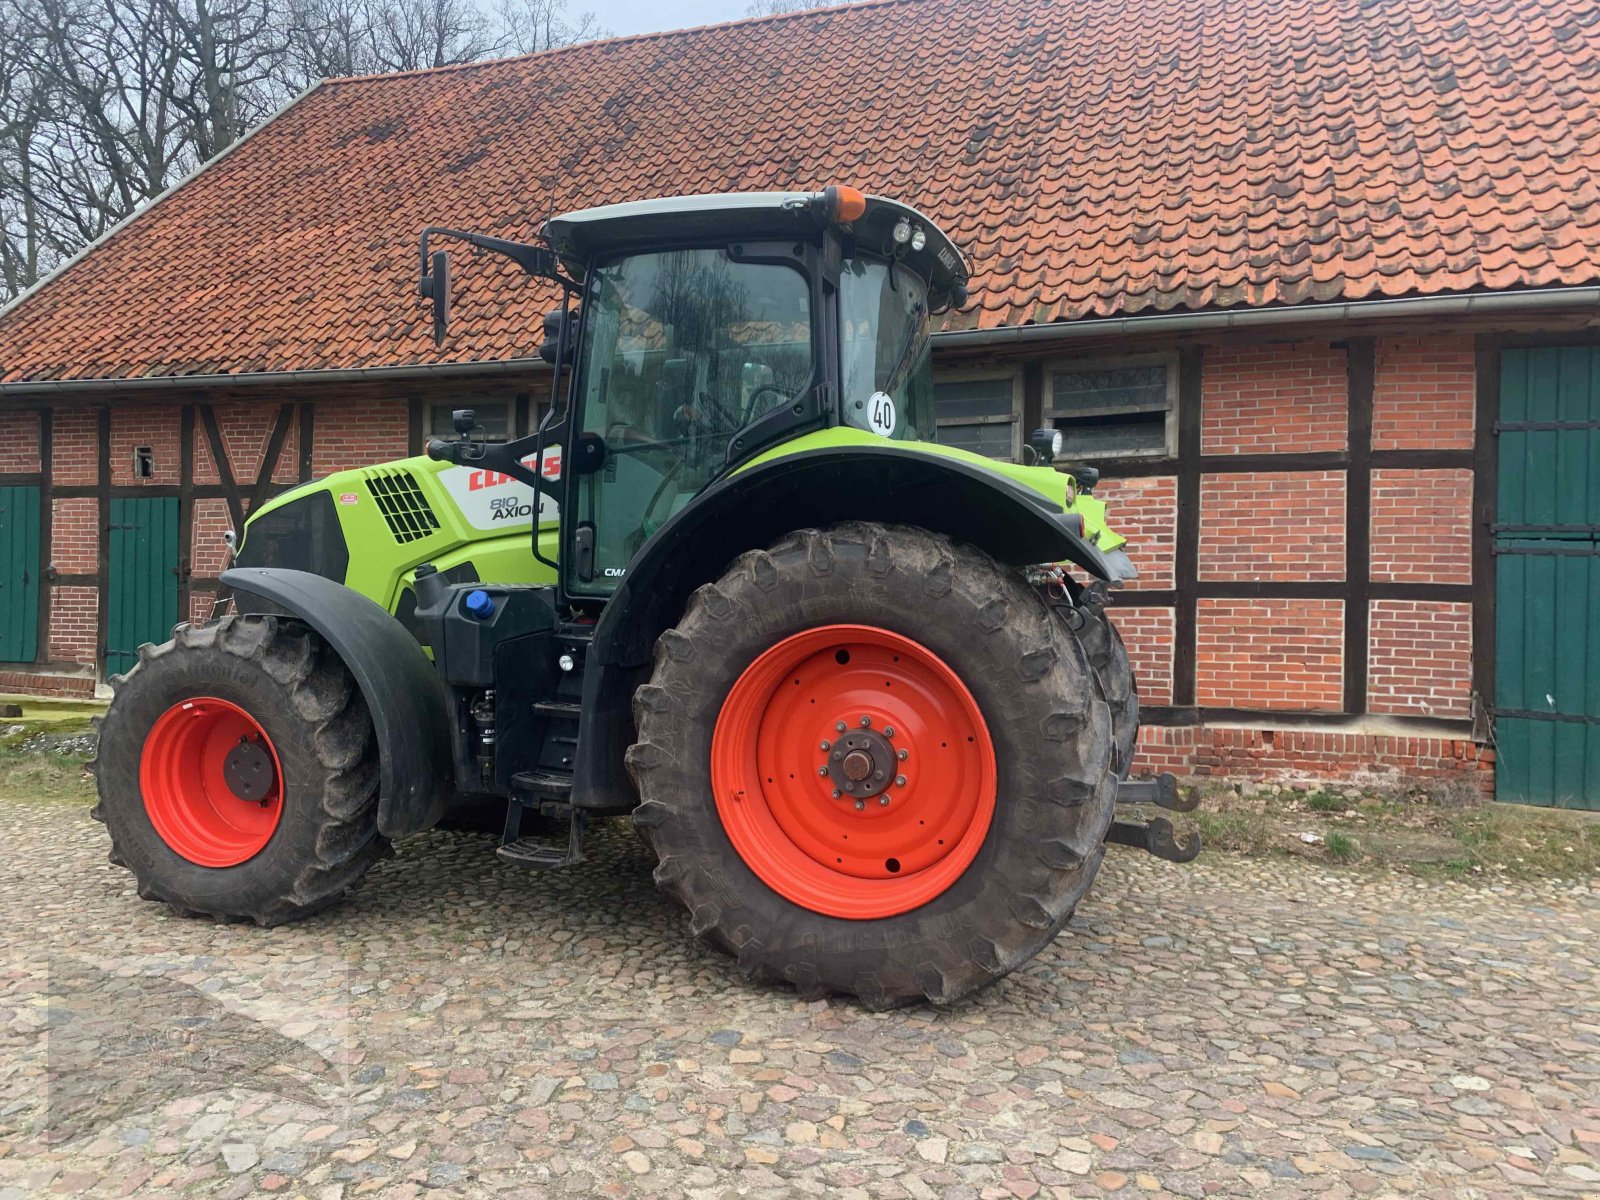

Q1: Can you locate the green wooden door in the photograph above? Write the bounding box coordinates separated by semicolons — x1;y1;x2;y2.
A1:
0;486;41;663
1494;347;1600;808
106;497;180;676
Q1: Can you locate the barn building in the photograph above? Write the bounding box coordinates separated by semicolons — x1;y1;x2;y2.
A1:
1;0;1597;804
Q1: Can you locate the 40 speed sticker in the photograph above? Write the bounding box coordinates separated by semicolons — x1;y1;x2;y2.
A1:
436;445;561;532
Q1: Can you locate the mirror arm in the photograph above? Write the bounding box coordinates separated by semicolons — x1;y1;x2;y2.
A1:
418;226;575;285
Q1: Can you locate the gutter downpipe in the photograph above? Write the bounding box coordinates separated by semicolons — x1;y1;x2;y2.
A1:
2;286;1597;397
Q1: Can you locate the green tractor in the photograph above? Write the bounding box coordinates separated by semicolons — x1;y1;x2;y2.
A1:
91;188;1196;1007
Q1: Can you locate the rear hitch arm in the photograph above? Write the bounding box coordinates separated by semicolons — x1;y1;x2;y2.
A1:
1107;772;1202;863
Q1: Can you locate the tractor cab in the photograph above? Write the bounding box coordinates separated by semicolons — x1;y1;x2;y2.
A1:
417;188;970;602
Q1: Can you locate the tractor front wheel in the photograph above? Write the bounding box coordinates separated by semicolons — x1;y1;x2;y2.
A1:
91;616;385;925
628;523;1117;1008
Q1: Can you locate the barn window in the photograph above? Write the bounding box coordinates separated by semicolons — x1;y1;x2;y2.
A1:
1046;356;1176;459
933;372;1019;460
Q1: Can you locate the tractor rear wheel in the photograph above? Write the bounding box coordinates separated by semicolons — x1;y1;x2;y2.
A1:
628;523;1117;1008
1070;604;1138;781
91;616;385;925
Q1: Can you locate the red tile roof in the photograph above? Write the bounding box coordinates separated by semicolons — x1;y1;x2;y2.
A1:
4;0;1600;383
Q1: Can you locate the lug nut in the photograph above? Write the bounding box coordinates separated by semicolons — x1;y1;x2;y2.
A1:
859;716;871;727
818;766;829;776
835;721;847;733
820;740;831;751
879;796;890;806
883;726;895;738
897;748;909;761
853;800;865;811
831;788;842;798
895;775;907;787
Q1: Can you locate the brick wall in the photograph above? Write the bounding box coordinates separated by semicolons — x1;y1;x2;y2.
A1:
1133;724;1492;793
1370;468;1473;584
50;498;98;574
1096;475;1176;588
110;404;181;485
1368;600;1472;718
312;400;410;476
51;407;99;485
1372;336;1475;450
1198;471;1346;582
1201;342;1347;455
0;409;40;473
191;498;234;578
1109;606;1173;706
195;402;301;486
1195;598;1345;710
48;585;98;666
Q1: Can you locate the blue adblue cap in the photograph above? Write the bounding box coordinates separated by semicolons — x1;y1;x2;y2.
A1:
464;589;496;619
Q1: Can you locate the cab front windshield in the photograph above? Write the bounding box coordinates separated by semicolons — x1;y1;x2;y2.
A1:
840;257;934;442
573;247;812;589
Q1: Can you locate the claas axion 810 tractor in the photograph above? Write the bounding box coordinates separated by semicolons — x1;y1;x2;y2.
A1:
93;188;1197;1007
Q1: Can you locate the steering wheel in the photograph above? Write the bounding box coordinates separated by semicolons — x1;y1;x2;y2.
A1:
743;382;795;423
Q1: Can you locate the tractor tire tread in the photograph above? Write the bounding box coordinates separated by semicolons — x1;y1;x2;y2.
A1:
93;615;386;927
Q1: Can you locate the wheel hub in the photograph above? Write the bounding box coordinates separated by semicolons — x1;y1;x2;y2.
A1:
824;726;900;799
223;738;277;803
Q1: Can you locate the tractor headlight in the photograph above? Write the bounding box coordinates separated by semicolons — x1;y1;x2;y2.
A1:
891;218;913;245
910;226;927;251
1029;427;1064;465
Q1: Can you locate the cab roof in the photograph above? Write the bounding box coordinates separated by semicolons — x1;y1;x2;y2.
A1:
543;191;969;309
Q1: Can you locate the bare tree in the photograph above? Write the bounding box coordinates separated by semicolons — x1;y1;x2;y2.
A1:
0;0;605;303
744;0;866;14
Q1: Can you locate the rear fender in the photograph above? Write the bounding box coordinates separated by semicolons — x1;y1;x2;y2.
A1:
221;567;453;837
569;446;1110;810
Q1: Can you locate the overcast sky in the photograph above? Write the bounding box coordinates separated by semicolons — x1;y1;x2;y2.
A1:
592;0;761;36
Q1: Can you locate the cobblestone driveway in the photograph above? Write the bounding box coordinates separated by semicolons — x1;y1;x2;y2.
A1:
1;794;1597;1200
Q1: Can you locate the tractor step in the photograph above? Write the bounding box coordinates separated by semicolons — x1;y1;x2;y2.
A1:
511;769;574;800
1105;816;1200;863
497;812;586;870
1114;773;1198;812
533;700;581;719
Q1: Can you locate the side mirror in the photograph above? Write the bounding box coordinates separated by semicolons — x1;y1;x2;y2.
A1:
419;249;450;345
539;307;575;365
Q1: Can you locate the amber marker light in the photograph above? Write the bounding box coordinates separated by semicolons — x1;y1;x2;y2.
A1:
828;185;867;222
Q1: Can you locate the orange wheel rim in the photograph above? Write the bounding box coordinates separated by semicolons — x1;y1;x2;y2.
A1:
711;625;997;919
140;697;283;867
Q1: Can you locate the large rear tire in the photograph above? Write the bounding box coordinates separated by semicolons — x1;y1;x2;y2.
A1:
91;616;385;925
1070;603;1139;781
628;523;1117;1008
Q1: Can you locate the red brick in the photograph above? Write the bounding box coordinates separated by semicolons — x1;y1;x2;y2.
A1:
1195;598;1344;711
191;499;235;578
1370;468;1472;585
48;585;98;665
195;402;301;488
311;400;410;476
50;498;98;574
1096;475;1175;589
110;404;181;485
1367;600;1472;718
1201;343;1347;455
1198;471;1346;582
0;409;41;473
1108;606;1173;706
51;407;99;486
1133;723;1491;796
1372;336;1475;450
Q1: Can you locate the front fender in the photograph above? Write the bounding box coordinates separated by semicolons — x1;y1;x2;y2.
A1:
221;567;453;837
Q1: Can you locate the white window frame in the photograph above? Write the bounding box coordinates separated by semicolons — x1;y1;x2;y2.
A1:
1043;351;1179;461
931;367;1024;461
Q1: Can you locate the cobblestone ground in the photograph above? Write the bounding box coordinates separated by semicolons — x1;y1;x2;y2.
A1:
1;795;1597;1200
